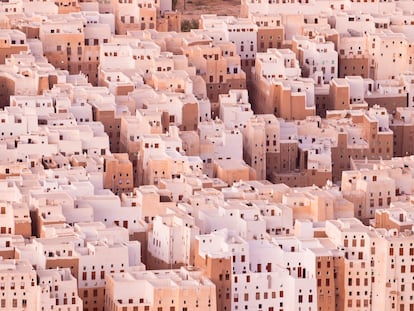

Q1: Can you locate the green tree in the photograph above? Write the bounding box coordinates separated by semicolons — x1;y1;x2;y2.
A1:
181;19;199;32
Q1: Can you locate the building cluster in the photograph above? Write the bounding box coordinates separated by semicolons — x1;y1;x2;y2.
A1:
0;0;413;309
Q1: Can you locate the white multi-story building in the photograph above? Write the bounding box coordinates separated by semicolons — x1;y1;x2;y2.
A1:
342;167;397;219
196;229;318;311
198;119;243;176
201;15;258;63
293;35;338;84
37;268;83;311
100;40;161;72
254;48;301;80
325;218;380;311
400;72;414;108
148;212;199;268
367;32;409;80
372;228;414;311
0;258;38;310
334;11;375;35
105;267;217;311
219;89;254;130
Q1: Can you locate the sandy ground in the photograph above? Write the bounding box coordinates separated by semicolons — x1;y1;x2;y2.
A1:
176;0;241;21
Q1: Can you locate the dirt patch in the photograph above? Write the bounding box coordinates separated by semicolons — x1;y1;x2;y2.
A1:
176;0;241;22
